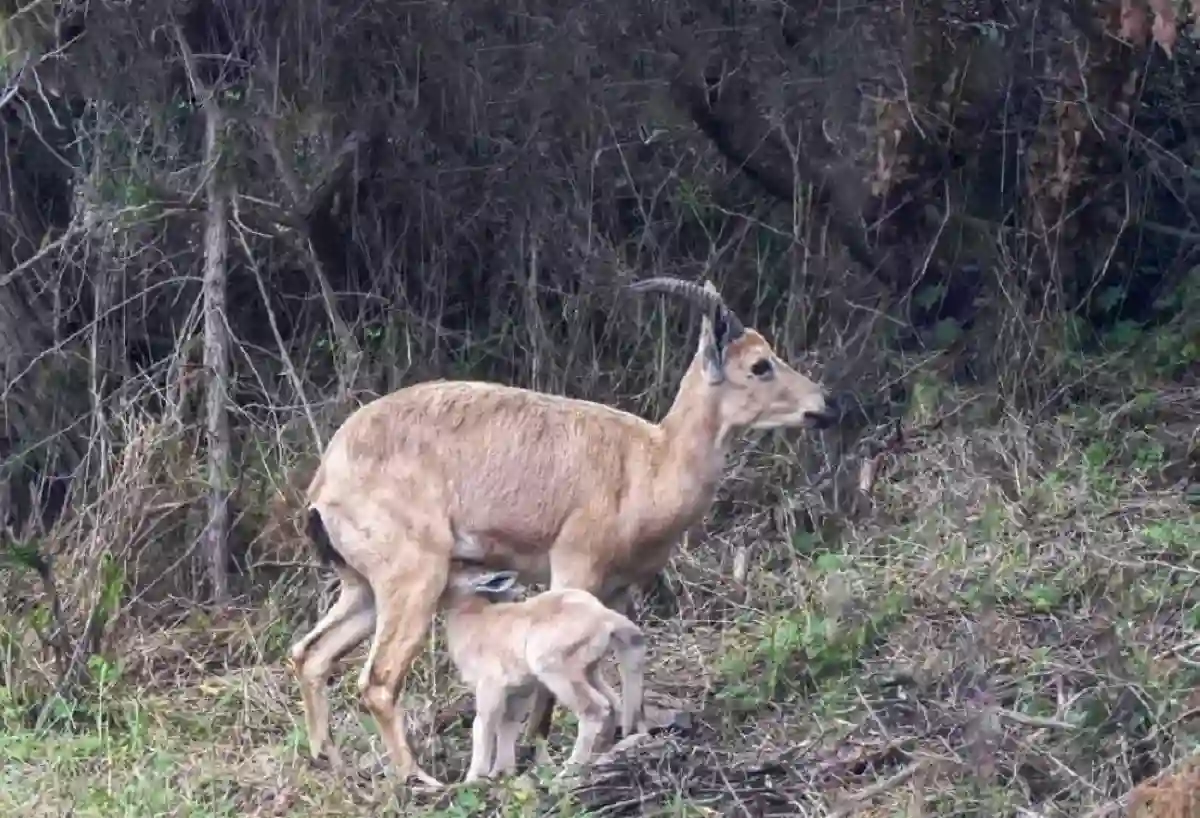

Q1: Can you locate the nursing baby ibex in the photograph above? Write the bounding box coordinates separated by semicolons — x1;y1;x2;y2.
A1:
441;565;647;783
288;277;840;788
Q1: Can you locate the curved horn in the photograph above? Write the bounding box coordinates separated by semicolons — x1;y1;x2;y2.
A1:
627;277;744;336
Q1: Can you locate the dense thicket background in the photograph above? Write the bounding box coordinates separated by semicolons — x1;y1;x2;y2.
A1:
1;1;1198;815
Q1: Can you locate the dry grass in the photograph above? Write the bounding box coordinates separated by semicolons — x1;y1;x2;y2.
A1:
1;375;1198;817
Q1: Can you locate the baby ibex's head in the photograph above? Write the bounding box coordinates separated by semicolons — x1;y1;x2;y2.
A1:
629;277;840;432
444;566;526;607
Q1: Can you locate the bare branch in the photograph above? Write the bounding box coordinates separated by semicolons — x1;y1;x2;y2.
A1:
0;57;30;114
255;115;305;208
231;202;325;451
248;85;366;400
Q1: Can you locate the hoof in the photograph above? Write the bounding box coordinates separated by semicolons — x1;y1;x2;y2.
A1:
643;706;692;734
406;768;446;792
305;749;343;773
533;740;554;768
592;731;653;767
550;766;585;790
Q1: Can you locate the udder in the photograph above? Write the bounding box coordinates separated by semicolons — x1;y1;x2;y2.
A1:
452;529;552;585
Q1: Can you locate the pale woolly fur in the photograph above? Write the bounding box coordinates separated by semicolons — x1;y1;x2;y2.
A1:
440;565;648;783
287;277;839;788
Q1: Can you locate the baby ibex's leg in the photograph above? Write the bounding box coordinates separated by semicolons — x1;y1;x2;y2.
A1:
526;544;607;763
289;567;375;767
357;553;448;790
606;589;659;738
538;669;613;780
613;628;648;738
491;690;534;776
585;665;621;752
466;683;505;783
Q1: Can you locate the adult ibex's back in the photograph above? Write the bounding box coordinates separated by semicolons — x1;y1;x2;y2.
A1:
288;277;840;787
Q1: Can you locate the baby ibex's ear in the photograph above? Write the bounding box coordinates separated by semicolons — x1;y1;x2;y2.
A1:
472;570;520;596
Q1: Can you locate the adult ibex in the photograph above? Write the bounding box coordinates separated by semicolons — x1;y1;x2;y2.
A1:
288;277;840;787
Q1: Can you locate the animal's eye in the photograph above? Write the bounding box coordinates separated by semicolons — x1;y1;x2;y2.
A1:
750;358;773;377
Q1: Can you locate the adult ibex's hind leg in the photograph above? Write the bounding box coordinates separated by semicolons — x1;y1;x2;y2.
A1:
290;565;372;661
290;566;375;766
356;547;449;790
523;684;557;766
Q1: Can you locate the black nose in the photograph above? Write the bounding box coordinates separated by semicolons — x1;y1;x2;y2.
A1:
803;390;853;429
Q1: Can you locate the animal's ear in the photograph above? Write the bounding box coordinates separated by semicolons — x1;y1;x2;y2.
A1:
698;281;731;385
700;280;738;348
472;570;519;595
699;319;725;385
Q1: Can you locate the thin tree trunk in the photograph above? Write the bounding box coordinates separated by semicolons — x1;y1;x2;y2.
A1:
177;24;232;604
201;104;231;604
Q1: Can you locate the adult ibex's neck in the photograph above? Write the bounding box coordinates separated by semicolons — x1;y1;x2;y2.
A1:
656;356;732;500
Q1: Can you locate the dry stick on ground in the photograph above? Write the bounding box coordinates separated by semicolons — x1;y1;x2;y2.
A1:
826;758;935;818
0;56;28;114
0;222;80;289
795;415;931;501
856;420;906;495
174;23;232;604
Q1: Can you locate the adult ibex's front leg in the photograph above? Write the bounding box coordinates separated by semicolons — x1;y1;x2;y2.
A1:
523;683;558;767
523;533;616;765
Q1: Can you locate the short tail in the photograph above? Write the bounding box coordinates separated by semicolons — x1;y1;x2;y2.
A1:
306;507;347;568
613;625;647;738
